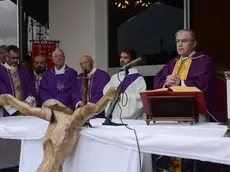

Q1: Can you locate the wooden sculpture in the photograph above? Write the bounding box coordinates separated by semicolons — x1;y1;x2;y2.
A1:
0;87;117;172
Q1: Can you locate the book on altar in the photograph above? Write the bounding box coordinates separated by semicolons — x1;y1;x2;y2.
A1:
140;86;207;117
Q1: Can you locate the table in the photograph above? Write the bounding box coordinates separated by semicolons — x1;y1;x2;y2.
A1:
1;116;230;172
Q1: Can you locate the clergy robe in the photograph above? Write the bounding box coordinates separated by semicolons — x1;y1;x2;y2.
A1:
27;72;45;107
103;67;146;119
39;65;81;110
77;68;110;117
0;64;33;116
154;52;220;122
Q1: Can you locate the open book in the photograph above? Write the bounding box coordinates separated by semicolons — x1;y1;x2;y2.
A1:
143;86;201;93
140;86;206;116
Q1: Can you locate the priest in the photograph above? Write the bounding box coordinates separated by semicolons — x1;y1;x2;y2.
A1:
0;45;34;116
103;48;146;119
28;55;47;107
154;29;220;122
39;48;81;110
77;55;110;117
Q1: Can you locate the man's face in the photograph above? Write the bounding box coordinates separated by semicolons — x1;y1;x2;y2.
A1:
120;52;133;67
79;56;93;73
0;48;6;64
176;32;197;57
53;51;65;67
6;51;19;67
34;56;47;74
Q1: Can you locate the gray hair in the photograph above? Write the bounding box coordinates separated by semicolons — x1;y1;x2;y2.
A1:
175;29;196;41
81;55;94;61
52;48;65;57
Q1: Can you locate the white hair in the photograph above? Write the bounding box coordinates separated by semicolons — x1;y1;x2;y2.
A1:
81;55;94;62
175;29;196;41
52;48;65;57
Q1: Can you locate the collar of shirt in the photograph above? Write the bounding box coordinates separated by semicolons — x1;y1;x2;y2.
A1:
55;64;66;74
180;51;196;61
3;62;17;70
119;67;139;76
87;67;97;77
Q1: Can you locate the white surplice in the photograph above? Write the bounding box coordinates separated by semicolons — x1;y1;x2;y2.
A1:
103;68;146;119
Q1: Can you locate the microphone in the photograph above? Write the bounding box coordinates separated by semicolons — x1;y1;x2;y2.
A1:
119;57;142;71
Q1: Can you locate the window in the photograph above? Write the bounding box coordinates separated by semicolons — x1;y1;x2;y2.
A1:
108;0;190;71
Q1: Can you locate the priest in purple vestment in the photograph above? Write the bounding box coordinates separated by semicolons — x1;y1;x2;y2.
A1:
154;29;220;122
39;48;81;110
0;45;34;116
28;55;47;107
76;55;110;117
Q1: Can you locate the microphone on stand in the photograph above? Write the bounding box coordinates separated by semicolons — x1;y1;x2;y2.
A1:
102;57;143;126
119;57;142;71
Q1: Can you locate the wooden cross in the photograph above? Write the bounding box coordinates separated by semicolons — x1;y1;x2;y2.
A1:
0;87;117;172
78;68;93;127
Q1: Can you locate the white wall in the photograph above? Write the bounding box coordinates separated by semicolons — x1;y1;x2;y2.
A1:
49;0;179;76
49;0;108;72
0;37;17;45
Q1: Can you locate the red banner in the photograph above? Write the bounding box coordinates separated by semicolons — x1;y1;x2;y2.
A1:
31;42;56;70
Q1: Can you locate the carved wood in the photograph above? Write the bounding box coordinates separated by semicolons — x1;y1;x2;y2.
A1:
0;87;117;172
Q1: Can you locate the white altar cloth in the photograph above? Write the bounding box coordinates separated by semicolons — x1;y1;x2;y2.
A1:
1;116;230;172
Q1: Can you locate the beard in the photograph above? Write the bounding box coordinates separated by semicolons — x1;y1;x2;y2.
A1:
35;66;46;74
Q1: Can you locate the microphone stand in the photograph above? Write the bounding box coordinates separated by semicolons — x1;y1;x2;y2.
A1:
102;69;129;126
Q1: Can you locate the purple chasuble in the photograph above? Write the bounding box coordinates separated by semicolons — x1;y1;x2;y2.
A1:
27;72;44;107
0;65;33;116
77;69;110;104
119;73;142;93
39;66;81;110
154;52;220;122
77;69;110;118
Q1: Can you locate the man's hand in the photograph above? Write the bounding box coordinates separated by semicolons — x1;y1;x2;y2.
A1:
165;75;180;87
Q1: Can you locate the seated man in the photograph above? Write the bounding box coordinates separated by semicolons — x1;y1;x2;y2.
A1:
154;29;220;122
39;48;81;110
77;55;110;117
103;48;146;119
0;45;34;116
28;55;47;107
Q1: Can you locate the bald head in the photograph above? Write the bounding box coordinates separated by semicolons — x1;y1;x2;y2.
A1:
34;55;47;74
79;55;94;73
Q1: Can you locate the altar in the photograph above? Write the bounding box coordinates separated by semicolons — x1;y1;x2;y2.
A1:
1;116;230;172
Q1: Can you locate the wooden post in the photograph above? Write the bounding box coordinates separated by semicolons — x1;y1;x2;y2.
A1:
82;68;92;127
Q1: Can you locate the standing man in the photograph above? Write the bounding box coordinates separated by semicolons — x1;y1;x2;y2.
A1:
154;29;220;122
39;48;81;110
103;48;146;119
0;45;6;65
77;55;110;117
0;45;34;116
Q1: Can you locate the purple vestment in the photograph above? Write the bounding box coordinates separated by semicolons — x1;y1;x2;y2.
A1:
154;52;220;122
27;72;44;107
77;69;110;118
0;65;34;116
119;73;142;93
39;66;81;110
77;69;110;104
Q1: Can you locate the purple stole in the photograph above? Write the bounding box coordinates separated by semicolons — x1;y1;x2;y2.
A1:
119;73;141;93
